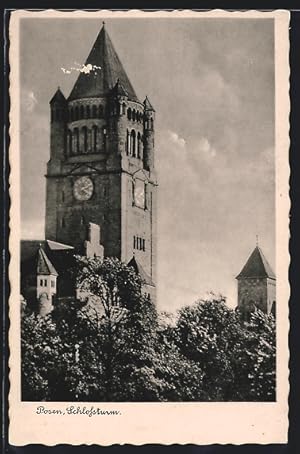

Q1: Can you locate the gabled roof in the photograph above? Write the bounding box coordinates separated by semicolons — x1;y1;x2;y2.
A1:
128;256;155;287
143;96;155;111
236;246;276;280
37;247;58;276
68;25;139;102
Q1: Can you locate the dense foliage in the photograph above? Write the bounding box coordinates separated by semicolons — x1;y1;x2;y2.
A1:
21;257;276;402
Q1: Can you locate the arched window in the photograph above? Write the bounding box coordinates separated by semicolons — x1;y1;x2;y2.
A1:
150;118;154;130
92;125;97;152
73;128;79;154
103;127;107;150
130;130;136;157
75;106;79;120
68;130;72;155
132;109;136;122
80;105;84;119
92;105;97;118
86;105;90;119
82;126;88;153
99;105;103;118
137;132;141;159
122;103;126;115
127;108;132;120
70;107;74;121
126;129;130;155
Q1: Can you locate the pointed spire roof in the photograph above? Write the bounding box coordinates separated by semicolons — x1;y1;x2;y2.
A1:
68;25;139;102
50;87;66;105
36;247;58;276
236;246;275;280
144;96;155;111
128;256;155;287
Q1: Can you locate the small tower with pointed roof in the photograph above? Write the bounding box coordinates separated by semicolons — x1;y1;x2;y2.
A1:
236;245;276;316
36;246;58;315
45;23;157;300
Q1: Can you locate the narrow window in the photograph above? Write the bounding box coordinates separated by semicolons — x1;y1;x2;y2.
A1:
99;105;103;118
86;105;90;119
92;105;97;118
75;128;79;153
137;132;141;159
126;130;130;155
82;126;88;153
44;279;47;286
133;236;136;249
80;105;84;119
51;281;55;288
127;108;132;120
122;103;126;115
62;191;65;202
93;125;97;152
131;130;136;157
40;279;43;286
142;239;145;251
75;106;79;120
132;109;136;122
144;183;148;209
61;217;65;228
68;130;72;155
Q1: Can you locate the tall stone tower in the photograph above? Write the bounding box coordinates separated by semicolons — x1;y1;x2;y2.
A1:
236;246;276;316
45;24;157;294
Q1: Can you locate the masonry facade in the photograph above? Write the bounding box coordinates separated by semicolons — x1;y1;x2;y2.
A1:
22;24;157;306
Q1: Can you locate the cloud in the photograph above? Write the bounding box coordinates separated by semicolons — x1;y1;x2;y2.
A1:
61;62;101;75
167;130;186;149
23;90;38;112
196;137;217;159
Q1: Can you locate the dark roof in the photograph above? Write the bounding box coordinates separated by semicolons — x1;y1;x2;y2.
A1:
127;256;155;287
236;246;276;280
143;96;155;111
37;247;58;276
21;240;74;261
50;87;67;105
68;25;139;102
21;240;75;276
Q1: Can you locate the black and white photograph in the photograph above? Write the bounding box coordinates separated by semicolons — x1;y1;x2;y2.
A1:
8;10;289;446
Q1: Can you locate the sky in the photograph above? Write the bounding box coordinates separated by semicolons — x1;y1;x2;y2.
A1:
20;16;275;312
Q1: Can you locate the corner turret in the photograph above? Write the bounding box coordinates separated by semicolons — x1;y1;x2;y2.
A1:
143;96;155;171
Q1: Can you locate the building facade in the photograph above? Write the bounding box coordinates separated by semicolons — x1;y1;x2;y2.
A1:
45;24;157;299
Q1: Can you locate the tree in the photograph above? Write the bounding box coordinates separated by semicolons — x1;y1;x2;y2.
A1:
173;297;276;401
231;309;276;401
74;256;161;400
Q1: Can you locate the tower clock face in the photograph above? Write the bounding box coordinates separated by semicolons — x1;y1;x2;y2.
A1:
73;176;94;201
